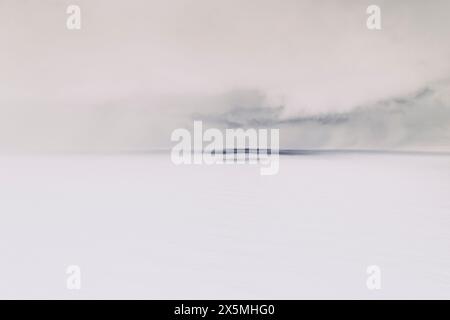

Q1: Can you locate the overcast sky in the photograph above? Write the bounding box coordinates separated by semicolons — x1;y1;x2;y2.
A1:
1;0;449;151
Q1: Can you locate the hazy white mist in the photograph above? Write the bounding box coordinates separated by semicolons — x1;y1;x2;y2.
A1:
1;0;449;151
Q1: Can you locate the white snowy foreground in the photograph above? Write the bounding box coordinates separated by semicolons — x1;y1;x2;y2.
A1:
0;153;449;299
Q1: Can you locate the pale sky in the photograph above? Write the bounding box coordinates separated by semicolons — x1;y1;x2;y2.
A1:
1;0;449;151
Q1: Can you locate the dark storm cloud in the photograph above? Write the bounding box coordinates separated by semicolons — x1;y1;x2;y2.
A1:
195;80;450;150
